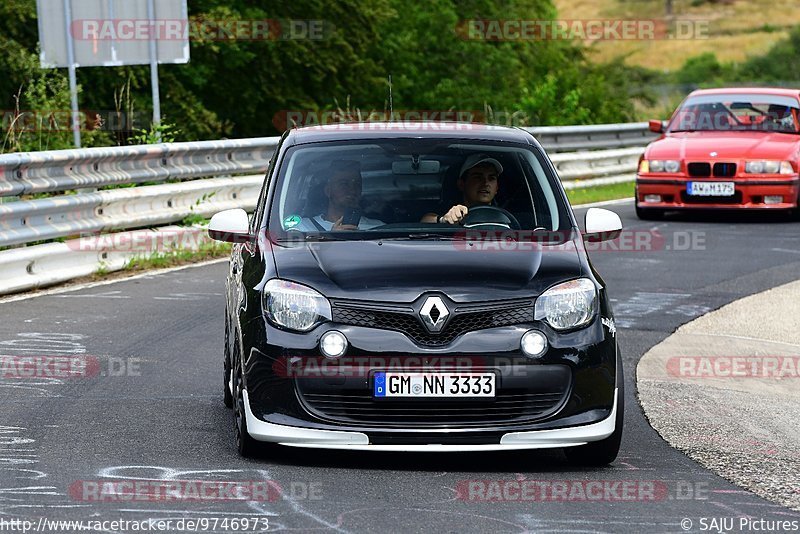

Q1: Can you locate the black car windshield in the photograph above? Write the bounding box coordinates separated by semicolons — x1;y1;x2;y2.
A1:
266;138;570;241
667;93;800;133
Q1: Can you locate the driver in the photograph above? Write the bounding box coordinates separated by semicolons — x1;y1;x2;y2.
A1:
421;154;502;224
296;160;384;231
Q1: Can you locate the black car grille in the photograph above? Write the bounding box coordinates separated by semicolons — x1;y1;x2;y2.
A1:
296;363;572;427
687;161;737;178
687;162;711;177
299;392;566;427
331;302;533;346
713;162;737;177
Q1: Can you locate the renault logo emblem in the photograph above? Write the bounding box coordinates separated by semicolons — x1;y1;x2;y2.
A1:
419;296;449;332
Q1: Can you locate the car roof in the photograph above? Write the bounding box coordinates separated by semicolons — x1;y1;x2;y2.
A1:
688;87;800;99
285;122;539;146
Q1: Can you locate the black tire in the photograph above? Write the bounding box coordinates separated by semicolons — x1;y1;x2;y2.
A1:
635;204;664;221
223;313;233;409
233;342;259;458
564;361;624;466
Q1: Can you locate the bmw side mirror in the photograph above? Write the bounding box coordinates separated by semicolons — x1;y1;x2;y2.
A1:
583;208;622;242
648;119;665;133
208;209;252;243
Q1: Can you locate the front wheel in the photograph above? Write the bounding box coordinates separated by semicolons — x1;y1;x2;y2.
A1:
564;380;624;466
233;344;259;457
223;312;233;409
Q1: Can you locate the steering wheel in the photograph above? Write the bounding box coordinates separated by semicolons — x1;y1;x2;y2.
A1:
461;206;521;230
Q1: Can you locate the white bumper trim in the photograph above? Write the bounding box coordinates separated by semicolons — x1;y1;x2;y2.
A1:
243;389;617;452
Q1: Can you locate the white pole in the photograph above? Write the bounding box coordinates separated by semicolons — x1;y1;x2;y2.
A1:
146;0;162;142
63;0;81;148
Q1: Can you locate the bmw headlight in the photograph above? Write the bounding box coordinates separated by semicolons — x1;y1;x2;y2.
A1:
534;278;598;330
640;160;680;173
262;279;332;332
745;160;793;174
663;159;681;173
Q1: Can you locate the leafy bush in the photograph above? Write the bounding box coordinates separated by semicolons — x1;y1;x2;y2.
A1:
0;0;657;148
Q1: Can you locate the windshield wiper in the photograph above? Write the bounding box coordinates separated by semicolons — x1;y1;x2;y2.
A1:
372;233;467;241
275;234;346;242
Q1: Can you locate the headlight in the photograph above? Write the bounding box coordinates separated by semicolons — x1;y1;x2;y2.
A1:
745;160;794;174
262;279;332;332
640;160;680;173
534;278;597;331
664;160;681;173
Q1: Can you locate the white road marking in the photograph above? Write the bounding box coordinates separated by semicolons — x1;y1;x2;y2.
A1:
0;259;227;304
55;290;130;299
153;292;223;301
771;248;800;255
571;197;634;209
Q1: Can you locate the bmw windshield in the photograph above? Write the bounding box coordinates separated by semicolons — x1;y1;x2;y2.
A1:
667;93;800;133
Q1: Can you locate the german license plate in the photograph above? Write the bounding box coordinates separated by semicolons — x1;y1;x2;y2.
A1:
687;181;734;196
373;372;495;398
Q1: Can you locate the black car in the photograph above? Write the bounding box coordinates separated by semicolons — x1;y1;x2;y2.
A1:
209;122;624;465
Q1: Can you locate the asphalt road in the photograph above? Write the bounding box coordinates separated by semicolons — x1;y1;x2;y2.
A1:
1;202;799;533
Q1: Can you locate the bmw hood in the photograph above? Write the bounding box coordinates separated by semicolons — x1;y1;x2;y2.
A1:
646;131;800;161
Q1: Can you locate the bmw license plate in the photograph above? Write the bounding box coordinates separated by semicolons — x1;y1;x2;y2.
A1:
687;181;734;196
373;372;495;398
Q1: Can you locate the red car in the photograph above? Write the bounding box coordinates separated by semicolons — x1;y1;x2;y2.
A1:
636;87;800;219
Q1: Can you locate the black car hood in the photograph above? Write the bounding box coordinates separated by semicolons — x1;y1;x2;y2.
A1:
269;237;583;303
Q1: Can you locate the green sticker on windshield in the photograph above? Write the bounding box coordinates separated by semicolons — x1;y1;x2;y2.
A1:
283;215;302;229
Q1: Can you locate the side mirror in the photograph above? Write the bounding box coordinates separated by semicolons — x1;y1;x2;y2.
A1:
584;208;622;242
208;209;252;243
648;119;665;133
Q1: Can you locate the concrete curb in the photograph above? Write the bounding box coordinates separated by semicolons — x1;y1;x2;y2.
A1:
637;280;800;511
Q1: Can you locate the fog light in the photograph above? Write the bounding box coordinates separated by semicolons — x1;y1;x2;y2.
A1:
644;194;662;203
764;195;783;204
521;330;548;358
320;330;347;359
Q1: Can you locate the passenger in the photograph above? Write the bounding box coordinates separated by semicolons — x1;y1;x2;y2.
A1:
296;160;384;231
422;154;502;224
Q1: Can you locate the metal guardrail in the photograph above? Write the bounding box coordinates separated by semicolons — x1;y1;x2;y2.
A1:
0;122;653;296
0;176;263;248
0;137;278;197
0;123;655;197
0;225;212;296
527;122;657;152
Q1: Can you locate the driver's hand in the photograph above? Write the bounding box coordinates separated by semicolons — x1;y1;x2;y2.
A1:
332;217;358;231
441;205;468;224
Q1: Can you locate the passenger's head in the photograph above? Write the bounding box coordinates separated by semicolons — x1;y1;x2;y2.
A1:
458;154;502;207
325;160;362;210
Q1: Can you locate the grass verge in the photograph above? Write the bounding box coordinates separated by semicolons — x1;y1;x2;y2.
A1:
566;181;634;205
92;241;232;280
